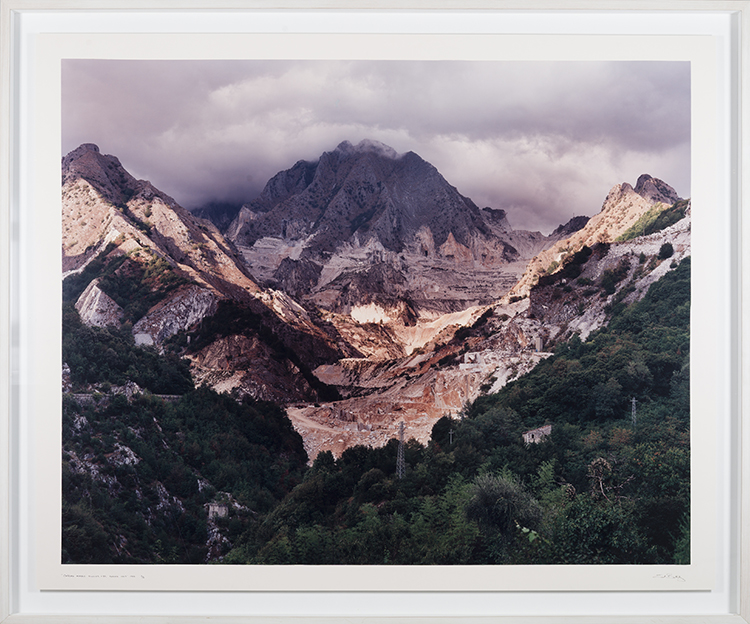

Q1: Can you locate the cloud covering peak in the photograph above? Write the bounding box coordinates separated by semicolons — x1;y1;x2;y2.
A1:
62;59;690;233
335;139;401;160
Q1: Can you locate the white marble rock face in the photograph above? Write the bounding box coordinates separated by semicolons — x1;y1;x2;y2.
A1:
74;279;123;328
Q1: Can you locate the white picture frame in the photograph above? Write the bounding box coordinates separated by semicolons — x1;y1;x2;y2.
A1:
0;1;747;622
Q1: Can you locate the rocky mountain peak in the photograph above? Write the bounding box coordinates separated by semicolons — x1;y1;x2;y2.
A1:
62;142;113;179
507;174;685;300
63;144;184;218
334;139;401;160
633;174;682;205
603;182;634;205
248;159;318;215
62;143;137;206
226;140;543;318
228;139;489;255
62;142;101;165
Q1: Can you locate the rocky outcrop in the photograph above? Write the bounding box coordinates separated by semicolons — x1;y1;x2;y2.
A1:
550;216;590;239
132;285;219;346
75;279;123;327
63;144;349;402
62;143;143;207
507;175;682;299
62;143;260;297
189;333;318;403
633;173;682;205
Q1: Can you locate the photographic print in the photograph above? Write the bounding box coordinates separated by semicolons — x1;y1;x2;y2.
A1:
60;59;691;567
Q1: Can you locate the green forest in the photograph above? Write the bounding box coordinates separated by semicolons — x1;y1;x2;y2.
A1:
62;257;690;565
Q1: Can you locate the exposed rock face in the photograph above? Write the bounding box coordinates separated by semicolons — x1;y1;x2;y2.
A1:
62;144;349;402
540;201;691;342
228;139;494;254
189;334;317;403
132;285;219;346
284;297;552;459
286;202;690;461
633;173;682;205
62;143;139;206
227;140;565;318
75;279;123;327
62;143;260;297
63;143;689;463
508;175;682;299
550;216;590;238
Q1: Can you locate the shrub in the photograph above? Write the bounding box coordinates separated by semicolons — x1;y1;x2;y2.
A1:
465;472;542;536
659;243;674;259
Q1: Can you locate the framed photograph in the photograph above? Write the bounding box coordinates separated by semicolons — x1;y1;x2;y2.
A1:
1;1;747;622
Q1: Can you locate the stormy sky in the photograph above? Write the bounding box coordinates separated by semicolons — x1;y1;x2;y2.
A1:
62;60;690;234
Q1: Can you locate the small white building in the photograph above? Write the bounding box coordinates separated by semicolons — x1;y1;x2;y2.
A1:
523;424;552;445
207;502;229;519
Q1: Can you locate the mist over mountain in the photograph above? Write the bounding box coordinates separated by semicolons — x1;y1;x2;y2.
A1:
228;139;496;254
189;201;243;233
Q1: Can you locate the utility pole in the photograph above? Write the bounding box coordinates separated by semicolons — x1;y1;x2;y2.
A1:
448;429;454;445
631;396;637;428
397;421;406;479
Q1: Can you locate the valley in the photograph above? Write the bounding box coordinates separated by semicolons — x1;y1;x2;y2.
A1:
60;139;691;566
62;140;690;461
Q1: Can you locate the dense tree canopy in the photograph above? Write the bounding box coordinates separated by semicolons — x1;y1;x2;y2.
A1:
62;257;690;565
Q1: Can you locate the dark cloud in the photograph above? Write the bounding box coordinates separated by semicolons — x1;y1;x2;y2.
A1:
62;59;690;233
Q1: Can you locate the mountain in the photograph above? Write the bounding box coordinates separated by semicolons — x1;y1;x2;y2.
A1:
62;144;349;403
507;174;683;299
228;139;495;254
61;142;689;461
226;140;578;319
62;144;258;297
285;203;690;458
60;145;691;566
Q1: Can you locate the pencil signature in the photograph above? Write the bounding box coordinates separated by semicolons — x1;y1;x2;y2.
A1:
653;573;686;582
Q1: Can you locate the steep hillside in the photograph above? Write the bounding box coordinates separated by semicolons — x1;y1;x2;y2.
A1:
62;144;350;403
62;385;308;564
223;259;690;566
508;175;682;299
